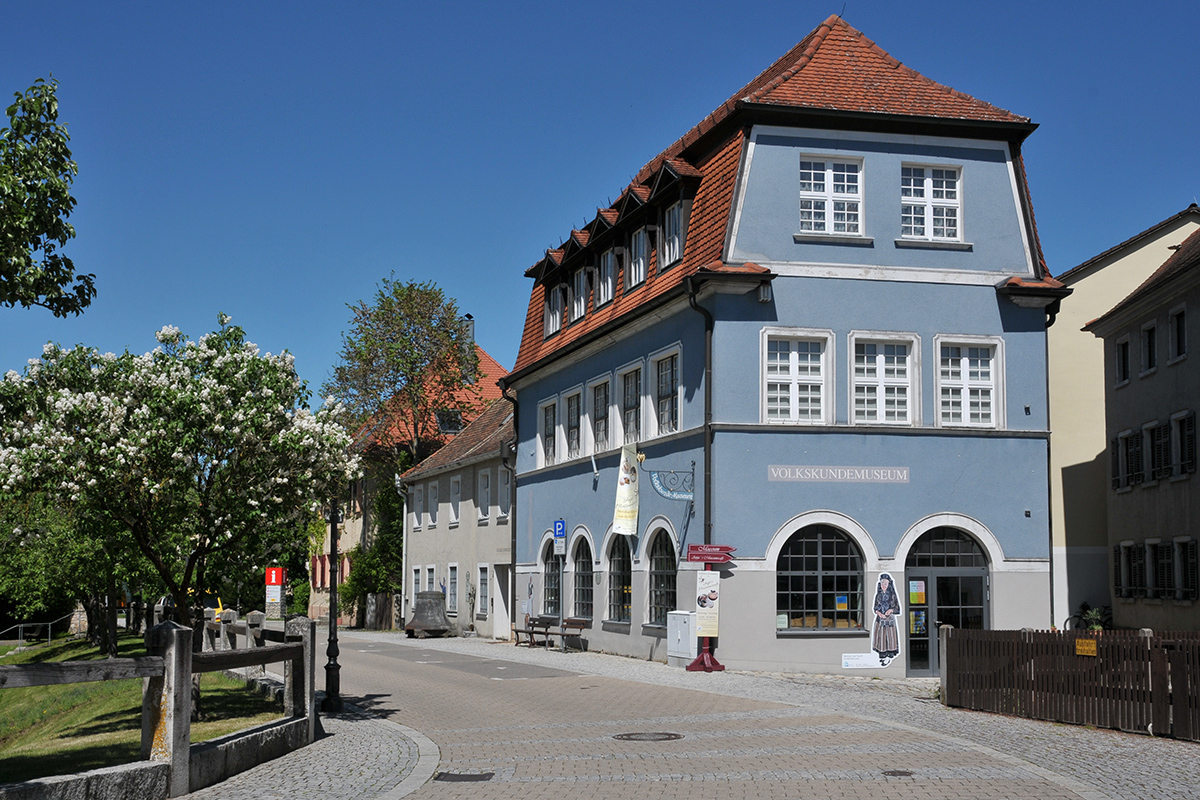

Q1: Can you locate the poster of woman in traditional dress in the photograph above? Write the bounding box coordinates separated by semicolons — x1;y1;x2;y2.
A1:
871;572;901;666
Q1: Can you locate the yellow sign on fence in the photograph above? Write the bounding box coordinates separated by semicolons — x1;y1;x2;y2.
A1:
1075;637;1098;657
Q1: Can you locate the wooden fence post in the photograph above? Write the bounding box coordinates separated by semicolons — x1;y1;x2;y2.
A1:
939;624;953;705
141;621;192;798
220;609;238;651
245;611;266;676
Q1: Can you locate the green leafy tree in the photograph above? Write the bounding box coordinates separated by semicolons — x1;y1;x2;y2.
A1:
323;277;481;472
340;478;404;606
0;78;95;316
0;316;360;627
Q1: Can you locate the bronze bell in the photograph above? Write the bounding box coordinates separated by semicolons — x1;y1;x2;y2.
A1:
405;590;451;637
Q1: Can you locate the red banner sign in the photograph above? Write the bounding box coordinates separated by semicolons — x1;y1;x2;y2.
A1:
687;552;734;564
687;544;735;555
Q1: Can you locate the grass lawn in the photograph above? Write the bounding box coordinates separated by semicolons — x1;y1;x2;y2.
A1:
0;632;284;785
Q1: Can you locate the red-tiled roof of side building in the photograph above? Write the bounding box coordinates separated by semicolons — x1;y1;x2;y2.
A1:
358;345;508;453
512;15;1041;377
402;398;514;482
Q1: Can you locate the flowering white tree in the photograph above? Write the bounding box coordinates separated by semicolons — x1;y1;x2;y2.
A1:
0;315;359;626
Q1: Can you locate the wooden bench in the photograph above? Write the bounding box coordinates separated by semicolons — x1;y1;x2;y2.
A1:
558;618;588;652
514;616;556;649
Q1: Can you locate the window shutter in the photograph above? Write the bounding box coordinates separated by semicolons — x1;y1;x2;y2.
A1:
1111;438;1121;489
1184;413;1197;473
1113;544;1123;597
1188;540;1199;601
1158;422;1172;478
1131;433;1144;484
1156;544;1174;598
1132;545;1147;597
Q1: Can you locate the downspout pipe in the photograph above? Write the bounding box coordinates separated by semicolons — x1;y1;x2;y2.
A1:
684;275;714;546
499;380;519;633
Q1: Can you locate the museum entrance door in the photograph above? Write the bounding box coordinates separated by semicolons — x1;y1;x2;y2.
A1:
904;527;989;677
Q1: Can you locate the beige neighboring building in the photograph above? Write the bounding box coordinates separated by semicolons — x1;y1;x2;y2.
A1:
400;400;514;640
1050;204;1200;627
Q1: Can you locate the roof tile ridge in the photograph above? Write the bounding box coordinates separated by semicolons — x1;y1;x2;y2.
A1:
743;16;837;103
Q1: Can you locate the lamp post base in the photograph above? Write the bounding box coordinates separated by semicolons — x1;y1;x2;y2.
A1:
686;637;725;672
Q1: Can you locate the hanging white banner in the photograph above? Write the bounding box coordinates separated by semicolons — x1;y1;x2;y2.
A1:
612;443;639;537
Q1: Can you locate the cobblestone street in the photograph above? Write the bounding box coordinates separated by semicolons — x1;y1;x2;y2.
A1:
190;628;1200;799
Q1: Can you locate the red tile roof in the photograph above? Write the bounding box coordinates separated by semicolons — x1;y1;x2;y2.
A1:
401;398;514;481
511;15;1041;377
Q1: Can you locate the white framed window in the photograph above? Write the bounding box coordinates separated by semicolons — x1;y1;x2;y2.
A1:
1141;321;1158;375
448;564;459;612
936;335;1003;428
1170;305;1187;363
901;165;960;240
1115;336;1131;385
449;475;461;525
1111;429;1140;490
427;481;438;527
570;268;587;323
543;284;563;338
628;228;648;289
1171;411;1197;478
498;468;511;518
566;391;582;459
589;378;611;453
849;332;919;425
761;327;834;425
619;363;643;443
412;567;421;598
412;485;423;530
539;399;558;467
426;566;435;592
596;250;616;307
661;202;683;267
653;350;679;435
478;565;489;617
477;469;491;521
798;157;862;235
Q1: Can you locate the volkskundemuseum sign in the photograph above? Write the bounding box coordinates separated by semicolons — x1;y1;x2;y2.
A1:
768;466;909;483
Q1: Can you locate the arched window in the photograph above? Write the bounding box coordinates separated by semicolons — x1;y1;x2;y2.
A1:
905;526;989;568
776;525;865;631
648;531;677;625
542;541;562;617
573;539;593;619
608;536;632;622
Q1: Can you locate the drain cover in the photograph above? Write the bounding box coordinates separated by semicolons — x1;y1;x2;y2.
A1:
882;770;914;777
434;772;494;782
613;732;684;741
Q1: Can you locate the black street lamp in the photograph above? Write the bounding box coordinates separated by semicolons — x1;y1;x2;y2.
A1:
321;498;343;712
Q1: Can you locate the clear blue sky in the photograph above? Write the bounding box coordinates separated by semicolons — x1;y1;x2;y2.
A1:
3;1;1197;395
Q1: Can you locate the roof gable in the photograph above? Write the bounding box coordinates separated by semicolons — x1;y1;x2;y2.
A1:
1089;226;1200;330
402;398;514;481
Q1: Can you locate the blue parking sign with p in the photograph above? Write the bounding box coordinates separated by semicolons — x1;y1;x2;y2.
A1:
553;519;566;555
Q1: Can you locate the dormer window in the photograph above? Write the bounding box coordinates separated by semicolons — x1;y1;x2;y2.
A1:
543;283;563;338
436;409;463;435
901;165;960;240
570;268;587;323
628;229;648;289
661;202;683;268
596;250;616;307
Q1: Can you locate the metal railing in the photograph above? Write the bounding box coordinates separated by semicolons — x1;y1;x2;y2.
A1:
0;610;76;646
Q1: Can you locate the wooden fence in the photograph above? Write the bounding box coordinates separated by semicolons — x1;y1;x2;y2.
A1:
940;627;1200;741
0;613;316;798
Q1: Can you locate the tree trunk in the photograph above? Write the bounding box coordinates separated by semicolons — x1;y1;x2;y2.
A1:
85;594;104;647
104;567;119;657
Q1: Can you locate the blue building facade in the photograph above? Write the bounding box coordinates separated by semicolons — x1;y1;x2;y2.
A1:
503;16;1068;675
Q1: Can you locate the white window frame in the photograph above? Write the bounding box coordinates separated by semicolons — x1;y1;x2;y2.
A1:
1115;335;1131;386
760;327;836;425
427;481;438;527
498;468;511;519
900;163;962;241
565;388;583;460
650;344;682;437
586;375;613;454
596;250;616;307
627;228;648;289
617;359;646;444
543;283;563;338
934;334;1005;429
412;485;423;530
477;564;490;618
426;565;435;593
661;202;683;268
412;566;421;600
448;475;461;526
1140;321;1158;377
477;469;491;522
1169;304;1187;364
447;563;459;613
538;397;558;468
798;156;863;236
847;331;921;426
570;268;587;323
